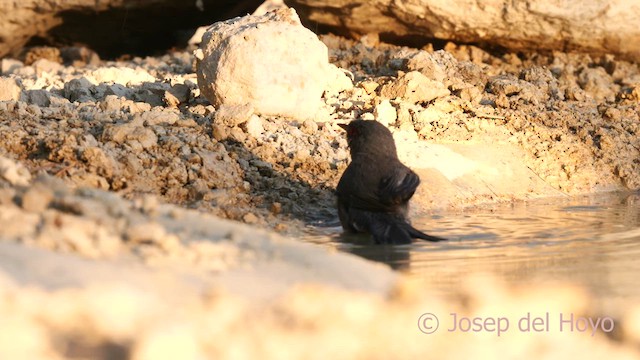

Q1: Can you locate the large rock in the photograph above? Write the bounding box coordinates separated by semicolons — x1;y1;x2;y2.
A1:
0;0;265;58
195;8;351;121
285;0;640;61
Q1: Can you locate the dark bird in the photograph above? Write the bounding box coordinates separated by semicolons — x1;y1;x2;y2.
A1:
336;119;445;244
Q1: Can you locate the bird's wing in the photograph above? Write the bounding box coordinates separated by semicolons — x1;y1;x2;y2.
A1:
377;166;420;206
348;192;389;212
337;160;388;212
342;167;419;213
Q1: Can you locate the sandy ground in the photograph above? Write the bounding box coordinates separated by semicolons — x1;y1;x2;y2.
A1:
1;29;640;358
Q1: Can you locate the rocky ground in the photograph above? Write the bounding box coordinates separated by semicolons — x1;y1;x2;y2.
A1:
1;35;639;232
1;24;640;358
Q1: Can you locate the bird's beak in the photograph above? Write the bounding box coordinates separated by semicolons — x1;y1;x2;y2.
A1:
338;123;349;131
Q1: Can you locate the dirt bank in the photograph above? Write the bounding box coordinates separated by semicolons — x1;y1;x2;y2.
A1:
1;35;639;232
0;159;639;358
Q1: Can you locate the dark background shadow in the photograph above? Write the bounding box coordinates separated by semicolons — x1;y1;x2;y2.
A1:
26;0;265;59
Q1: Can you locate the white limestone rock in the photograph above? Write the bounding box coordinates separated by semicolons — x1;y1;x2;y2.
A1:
195;8;351;121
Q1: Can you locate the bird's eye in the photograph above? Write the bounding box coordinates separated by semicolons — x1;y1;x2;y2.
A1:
348;127;359;137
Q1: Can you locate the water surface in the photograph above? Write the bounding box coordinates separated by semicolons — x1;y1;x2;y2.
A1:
305;192;640;306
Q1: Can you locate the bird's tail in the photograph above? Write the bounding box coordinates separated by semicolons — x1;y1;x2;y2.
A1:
374;221;412;244
403;223;446;242
369;217;445;244
350;208;446;244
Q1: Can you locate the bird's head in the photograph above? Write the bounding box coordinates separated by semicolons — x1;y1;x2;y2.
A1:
338;119;398;158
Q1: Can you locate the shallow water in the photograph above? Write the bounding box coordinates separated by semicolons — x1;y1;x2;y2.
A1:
305;192;640;306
